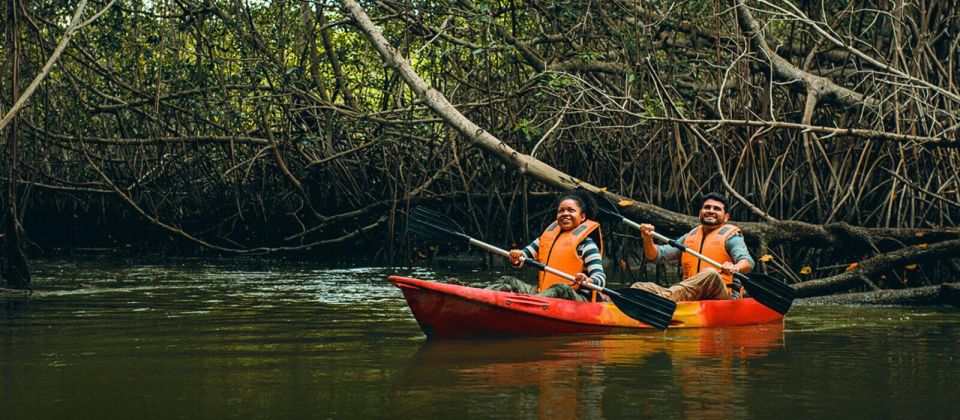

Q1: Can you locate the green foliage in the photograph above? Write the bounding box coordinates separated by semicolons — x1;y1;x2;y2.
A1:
514;118;542;142
638;93;663;118
545;73;574;90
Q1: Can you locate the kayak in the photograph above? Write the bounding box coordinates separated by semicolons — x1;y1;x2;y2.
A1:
389;275;784;338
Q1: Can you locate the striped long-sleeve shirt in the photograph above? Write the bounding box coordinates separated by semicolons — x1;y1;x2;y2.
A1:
520;236;606;288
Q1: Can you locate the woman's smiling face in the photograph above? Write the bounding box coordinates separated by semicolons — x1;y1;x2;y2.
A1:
556;199;586;231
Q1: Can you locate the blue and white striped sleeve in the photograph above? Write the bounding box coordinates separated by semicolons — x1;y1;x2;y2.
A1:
522;238;539;260
577;237;605;288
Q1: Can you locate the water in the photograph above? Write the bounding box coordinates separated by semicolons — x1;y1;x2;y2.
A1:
1;257;958;419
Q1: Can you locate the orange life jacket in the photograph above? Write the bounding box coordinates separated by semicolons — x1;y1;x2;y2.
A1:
536;220;603;296
680;224;742;294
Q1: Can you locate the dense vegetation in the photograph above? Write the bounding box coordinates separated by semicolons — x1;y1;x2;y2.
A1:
2;0;958;298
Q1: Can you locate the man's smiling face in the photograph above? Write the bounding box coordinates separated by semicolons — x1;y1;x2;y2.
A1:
699;199;729;227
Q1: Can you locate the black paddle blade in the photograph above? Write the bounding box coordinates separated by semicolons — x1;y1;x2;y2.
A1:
740;273;795;315
610;288;677;331
406;207;470;247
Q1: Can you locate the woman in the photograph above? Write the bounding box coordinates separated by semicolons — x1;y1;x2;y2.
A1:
489;192;605;302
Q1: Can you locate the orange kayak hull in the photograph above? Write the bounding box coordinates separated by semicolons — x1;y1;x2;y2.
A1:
389;276;784;338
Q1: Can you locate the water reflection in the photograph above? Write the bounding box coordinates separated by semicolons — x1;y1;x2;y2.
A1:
1;299;33;320
399;324;785;418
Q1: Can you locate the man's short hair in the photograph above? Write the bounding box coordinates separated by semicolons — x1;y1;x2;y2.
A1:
701;192;728;211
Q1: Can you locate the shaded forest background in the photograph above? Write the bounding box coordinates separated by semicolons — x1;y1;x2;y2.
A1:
1;0;958;300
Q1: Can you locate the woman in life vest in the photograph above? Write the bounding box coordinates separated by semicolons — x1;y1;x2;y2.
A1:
488;192;605;302
629;192;755;301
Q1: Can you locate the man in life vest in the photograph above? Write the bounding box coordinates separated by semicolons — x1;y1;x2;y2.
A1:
487;192;605;302
629;192;754;301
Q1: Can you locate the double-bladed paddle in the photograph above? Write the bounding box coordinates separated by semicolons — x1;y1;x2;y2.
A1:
583;188;795;315
406;206;677;331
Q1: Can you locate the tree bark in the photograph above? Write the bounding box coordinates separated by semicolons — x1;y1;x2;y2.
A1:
795;238;960;297
798;283;960;306
319;2;358;109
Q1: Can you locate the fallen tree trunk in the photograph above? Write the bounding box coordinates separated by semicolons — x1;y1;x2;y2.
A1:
794;238;960;297
798;283;960;306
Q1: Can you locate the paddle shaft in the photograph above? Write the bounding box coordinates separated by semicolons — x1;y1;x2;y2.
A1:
467;238;617;297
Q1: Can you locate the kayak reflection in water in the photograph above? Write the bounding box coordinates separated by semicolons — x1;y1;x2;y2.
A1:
630;192;755;301
398;324;785;418
486;191;606;302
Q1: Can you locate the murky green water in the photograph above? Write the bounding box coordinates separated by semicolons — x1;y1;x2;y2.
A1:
2;257;958;419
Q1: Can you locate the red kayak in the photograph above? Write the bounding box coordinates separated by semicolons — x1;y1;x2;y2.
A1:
390;276;784;338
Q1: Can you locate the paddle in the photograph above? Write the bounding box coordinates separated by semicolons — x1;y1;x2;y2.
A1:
406;206;677;331
583;188;795;315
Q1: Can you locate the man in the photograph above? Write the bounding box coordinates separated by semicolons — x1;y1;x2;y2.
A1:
630;192;754;301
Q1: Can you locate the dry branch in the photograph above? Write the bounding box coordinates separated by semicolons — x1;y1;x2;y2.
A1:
734;0;876;111
0;0;94;133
